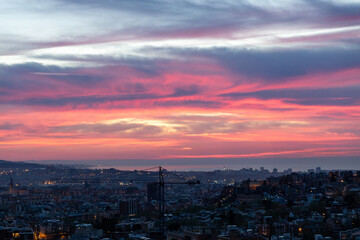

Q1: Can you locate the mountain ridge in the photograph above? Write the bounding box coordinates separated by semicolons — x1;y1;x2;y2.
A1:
0;159;43;168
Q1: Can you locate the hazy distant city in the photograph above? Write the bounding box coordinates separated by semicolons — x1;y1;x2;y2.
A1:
28;157;360;172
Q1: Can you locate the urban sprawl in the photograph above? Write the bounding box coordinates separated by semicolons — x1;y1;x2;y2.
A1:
1;162;360;240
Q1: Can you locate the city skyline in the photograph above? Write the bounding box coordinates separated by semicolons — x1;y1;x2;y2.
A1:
0;0;360;169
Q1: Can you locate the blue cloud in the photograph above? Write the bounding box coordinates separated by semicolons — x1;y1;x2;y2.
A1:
204;47;360;80
221;87;360;106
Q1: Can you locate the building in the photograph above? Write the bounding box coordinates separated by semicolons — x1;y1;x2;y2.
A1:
9;176;14;195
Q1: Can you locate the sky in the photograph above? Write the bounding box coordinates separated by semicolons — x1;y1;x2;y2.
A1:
0;0;360;170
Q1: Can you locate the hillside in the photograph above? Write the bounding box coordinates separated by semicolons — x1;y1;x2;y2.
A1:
0;160;43;169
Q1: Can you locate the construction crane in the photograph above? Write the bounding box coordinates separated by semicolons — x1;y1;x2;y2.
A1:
49;166;200;240
155;166;200;240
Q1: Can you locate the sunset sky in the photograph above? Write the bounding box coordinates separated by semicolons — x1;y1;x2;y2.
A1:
0;0;360;170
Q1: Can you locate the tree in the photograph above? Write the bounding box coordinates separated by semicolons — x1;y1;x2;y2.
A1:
344;192;360;209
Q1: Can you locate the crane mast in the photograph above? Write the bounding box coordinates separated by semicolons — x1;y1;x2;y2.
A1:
158;166;165;240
